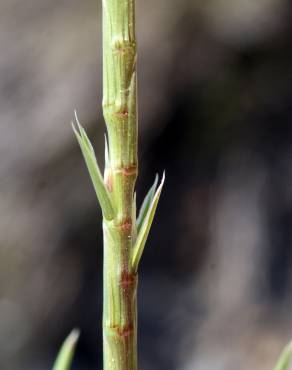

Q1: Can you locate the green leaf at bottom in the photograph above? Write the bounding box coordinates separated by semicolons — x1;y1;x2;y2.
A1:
274;341;292;370
52;329;80;370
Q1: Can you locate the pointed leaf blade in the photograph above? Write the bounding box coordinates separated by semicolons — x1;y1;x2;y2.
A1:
74;111;95;156
274;342;292;370
136;174;158;234
52;329;80;370
132;172;165;272
72;122;115;220
132;192;137;241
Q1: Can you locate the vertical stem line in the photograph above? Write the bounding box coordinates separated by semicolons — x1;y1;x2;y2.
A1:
102;0;138;370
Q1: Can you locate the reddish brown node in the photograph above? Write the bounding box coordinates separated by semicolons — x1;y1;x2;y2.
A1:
118;218;132;231
114;165;137;176
117;324;133;338
120;270;136;289
116;109;129;118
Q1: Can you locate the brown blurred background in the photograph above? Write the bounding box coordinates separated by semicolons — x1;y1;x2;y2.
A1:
1;0;292;369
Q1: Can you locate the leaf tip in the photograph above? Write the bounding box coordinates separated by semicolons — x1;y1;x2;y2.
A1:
52;329;80;370
161;170;166;185
274;340;292;370
156;171;165;194
67;328;80;347
73;109;84;136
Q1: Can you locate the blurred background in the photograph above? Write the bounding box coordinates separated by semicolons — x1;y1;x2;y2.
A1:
1;0;292;369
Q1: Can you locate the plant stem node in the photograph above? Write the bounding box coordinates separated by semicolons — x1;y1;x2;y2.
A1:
116;218;132;231
113;165;137;176
120;271;137;288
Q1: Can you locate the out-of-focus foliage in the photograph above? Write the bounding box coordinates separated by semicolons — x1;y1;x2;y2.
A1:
52;330;79;370
274;342;292;370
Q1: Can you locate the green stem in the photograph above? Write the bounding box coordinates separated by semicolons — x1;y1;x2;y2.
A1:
102;0;138;370
74;1;164;368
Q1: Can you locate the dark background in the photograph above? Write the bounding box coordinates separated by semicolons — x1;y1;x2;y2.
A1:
1;1;292;369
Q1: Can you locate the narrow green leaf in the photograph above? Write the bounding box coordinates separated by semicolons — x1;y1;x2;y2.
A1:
72;118;115;220
132;192;137;241
52;329;80;370
274;341;292;370
74;111;95;155
136;174;158;234
132;172;165;272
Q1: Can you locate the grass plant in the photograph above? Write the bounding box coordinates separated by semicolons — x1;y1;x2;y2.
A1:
71;0;164;369
52;1;292;370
